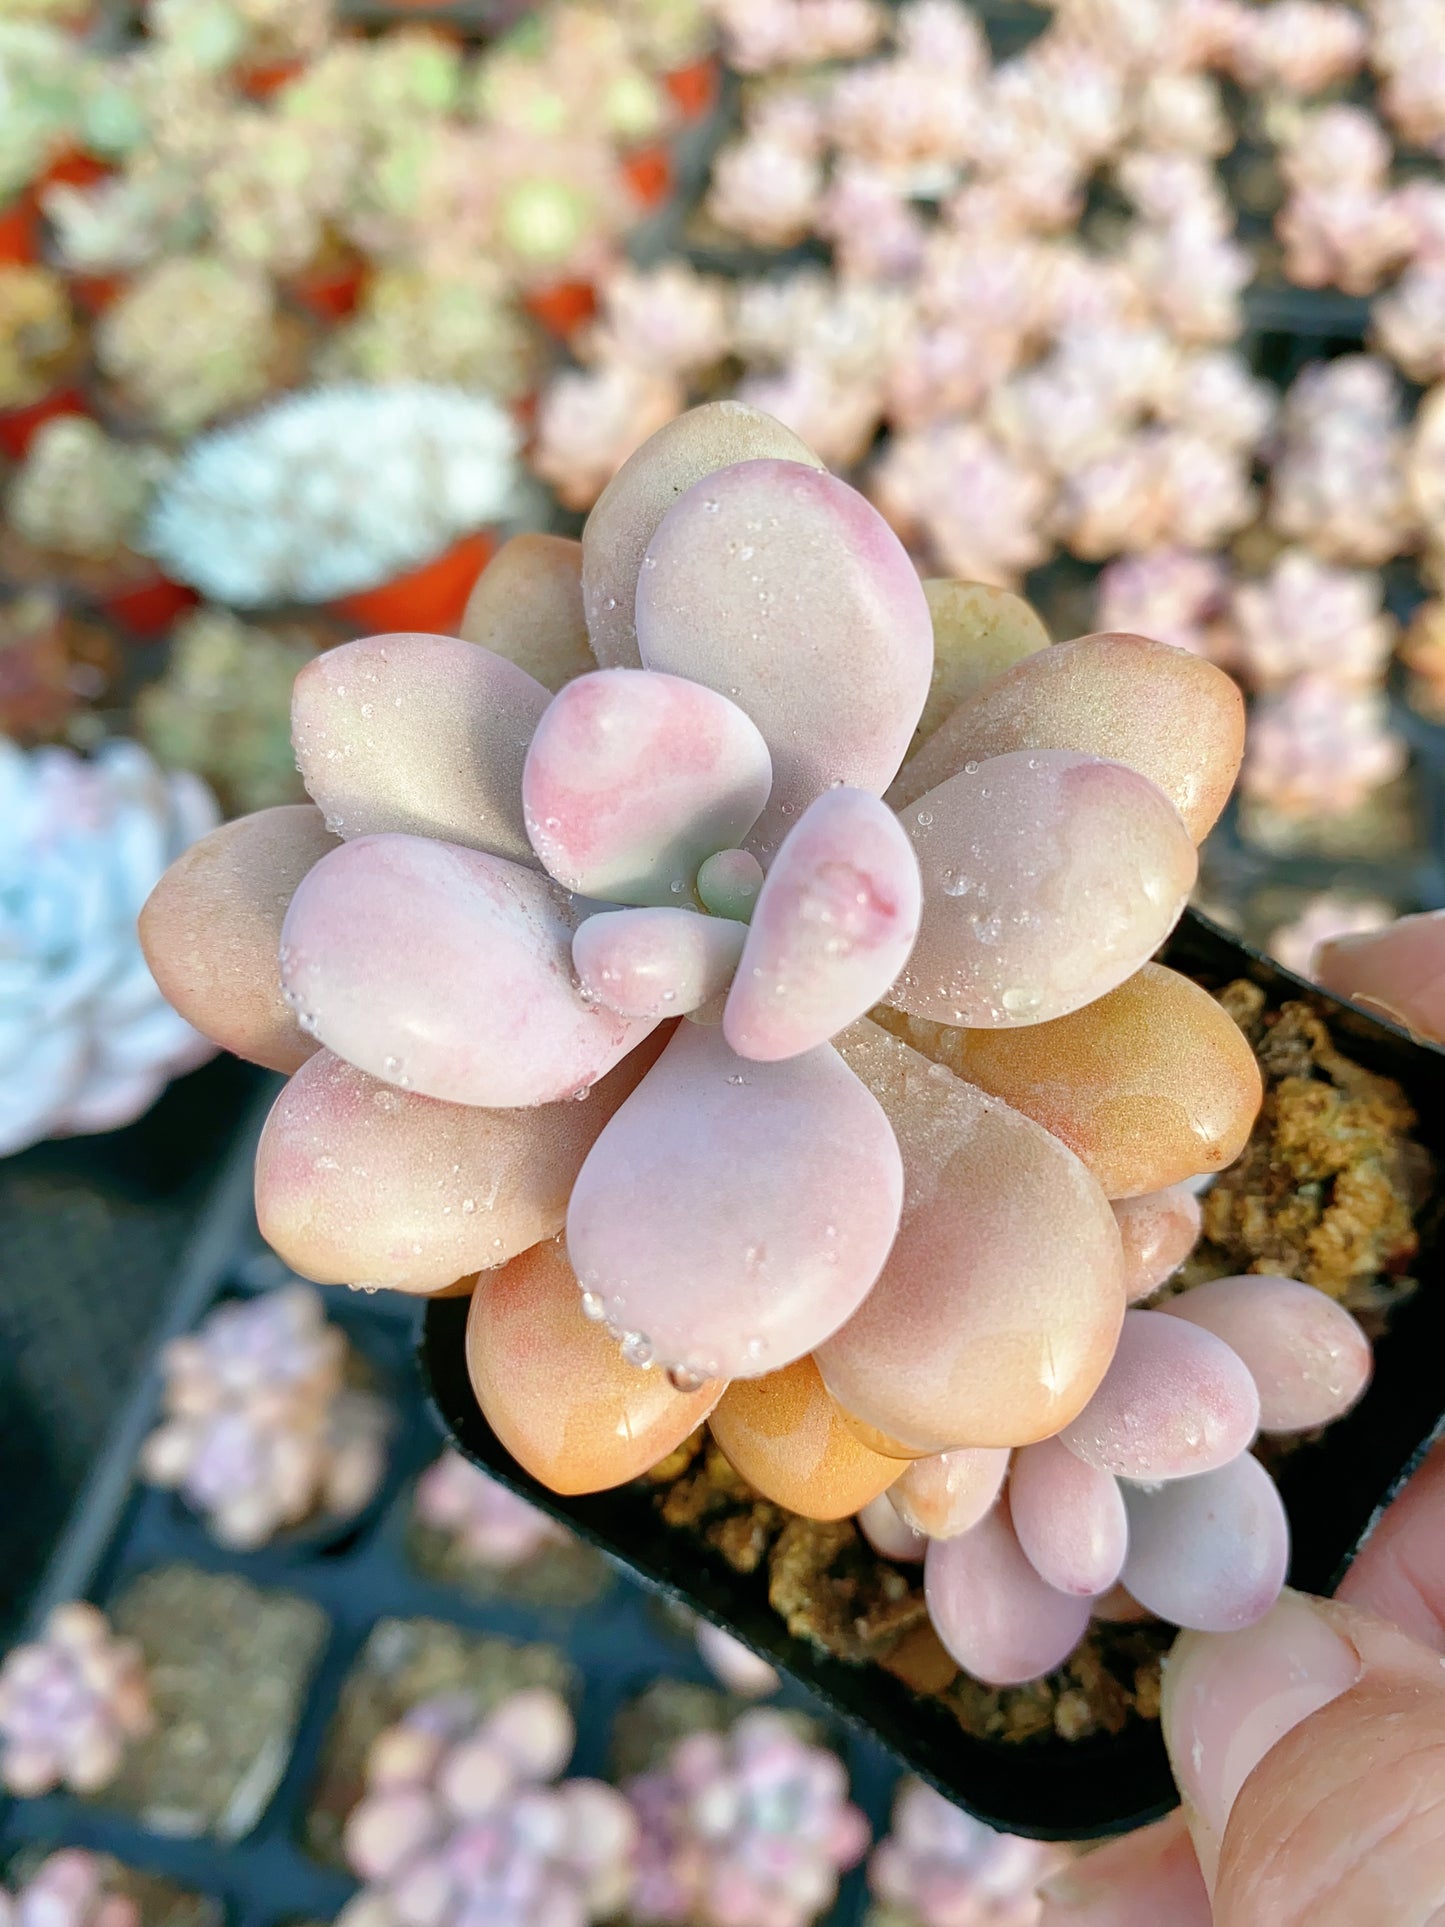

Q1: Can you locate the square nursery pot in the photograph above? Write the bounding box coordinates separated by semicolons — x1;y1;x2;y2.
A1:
421;908;1445;1843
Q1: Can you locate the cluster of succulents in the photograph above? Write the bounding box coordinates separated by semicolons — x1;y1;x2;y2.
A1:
133;400;1386;1703
528;0;1445;862
0;1851;141;1927
5;416;169;563
626;1708;869;1926
0;1604;151;1797
139;1282;390;1549
0;736;216;1157
0;264;77;409
337;1686;636;1927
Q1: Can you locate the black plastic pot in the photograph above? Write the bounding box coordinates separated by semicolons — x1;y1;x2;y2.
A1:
421;906;1445;1843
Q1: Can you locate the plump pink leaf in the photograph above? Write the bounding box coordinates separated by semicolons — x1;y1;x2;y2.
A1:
924;1504;1092;1686
292;633;547;866
1059;1308;1260;1482
1009;1437;1128;1598
280;833;652;1107
254;1039;665;1291
856;1493;926;1562
1161;1275;1372;1433
1113;1183;1203;1302
1121;1455;1289;1633
565;1022;903;1380
724;789;921;1062
572;908;747;1020
635;460;933;860
888;1448;1010;1540
522;668;772;903
886;751;1197;1028
816;1021;1125;1453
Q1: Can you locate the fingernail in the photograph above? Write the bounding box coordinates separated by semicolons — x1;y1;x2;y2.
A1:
1162;1591;1361;1858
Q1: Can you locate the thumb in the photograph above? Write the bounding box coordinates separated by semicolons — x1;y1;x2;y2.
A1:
1313;908;1445;1043
1162;1588;1445;1926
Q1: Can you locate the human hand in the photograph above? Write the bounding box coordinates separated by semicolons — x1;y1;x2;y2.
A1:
1038;910;1445;1926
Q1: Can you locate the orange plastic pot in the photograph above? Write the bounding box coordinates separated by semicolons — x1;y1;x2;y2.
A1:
99;572;199;638
332;529;496;635
664;56;719;121
623;145;674;212
241;60;303;99
523;279;597;338
41;150;114;192
0;386;87;461
0;197;36;266
288;257;367;323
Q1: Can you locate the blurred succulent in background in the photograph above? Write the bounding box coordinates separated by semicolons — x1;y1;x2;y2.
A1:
135;607;319;815
472;4;674;150
1231;549;1397;689
338;1686;636;1927
692;1621;782;1701
6;417;170;562
412;1447;570;1573
867;1778;1066;1927
320;261;542;401
0;265;77;408
143;383;521;605
0;20;81;207
200;107;356;277
0;1850;141;1927
1266;892;1396;978
1242;675;1409;819
0;1604;152;1797
96;253;281;436
139;1282;390;1549
0;737;216;1157
144;0;336;73
627;1708;869;1927
0;590;113;740
1268;355;1416;566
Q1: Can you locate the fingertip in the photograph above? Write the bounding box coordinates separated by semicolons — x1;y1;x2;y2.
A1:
1036;1815;1210;1925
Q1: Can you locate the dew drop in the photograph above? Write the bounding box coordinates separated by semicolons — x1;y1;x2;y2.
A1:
964;760;980;774
916;810;934;827
668;1364;706;1394
580;1290;607;1321
621;1331;655;1368
1001;987;1042;1016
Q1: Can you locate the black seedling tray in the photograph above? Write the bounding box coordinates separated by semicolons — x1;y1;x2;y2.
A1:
424;907;1445;1844
1;1088;904;1927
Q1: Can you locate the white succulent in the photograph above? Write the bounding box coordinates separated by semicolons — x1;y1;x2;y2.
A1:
0;739;218;1158
142;382;522;606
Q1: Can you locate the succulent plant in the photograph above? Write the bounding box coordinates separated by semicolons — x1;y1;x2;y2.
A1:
321;262;542;402
472;5;673;149
0;1604;152;1797
0;737;217;1158
6;417;169;562
199;107;357;277
0;264;76;409
0;590;113;741
1231;549;1396;689
1268;355;1416;566
867;1777;1066;1927
0;20;81;206
412;1446;570;1571
135;402;1290;1689
1093;548;1233;662
142;383;522;606
1241;674;1409;818
144;0;336;71
626;1707;869;1926
135;607;319;816
692;1621;782;1701
336;1686;635;1927
1266;892;1395;979
0;1850;141;1927
139;1281;390;1549
95;253;280;437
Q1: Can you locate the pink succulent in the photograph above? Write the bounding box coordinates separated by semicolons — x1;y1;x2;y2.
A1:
868;1778;1068;1926
1223;0;1368;92
871;424;1054;585
1373;261;1445;382
589;264;732;377
828;57;977;175
921;1289;1371;1682
1054;430;1254;558
413;1447;570;1571
1094;548;1234;661
337;1688;635;1927
626;1709;869;1927
532;361;687;511
816;166;929;284
737;358;887;470
1243;675;1409;816
707;0;886;74
706;133;824;247
1266;893;1395;978
1276;110;1413;296
693;1622;783;1700
0;1852;141;1927
1371;0;1445;154
1231;550;1395;689
139;1283;390;1549
1155;349;1276;451
1133;71;1233;155
0;1605;152;1797
1126;214;1252;344
1269;356;1416;565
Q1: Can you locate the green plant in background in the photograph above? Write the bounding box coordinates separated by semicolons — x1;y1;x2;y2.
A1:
0;264;75;407
319;261;542;401
96;252;279;436
6;417;170;561
136;607;318;815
